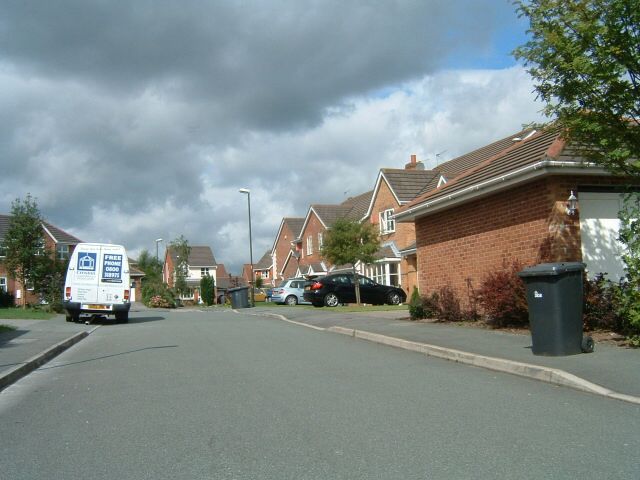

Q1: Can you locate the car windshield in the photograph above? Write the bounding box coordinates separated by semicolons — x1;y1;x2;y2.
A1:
278;281;288;288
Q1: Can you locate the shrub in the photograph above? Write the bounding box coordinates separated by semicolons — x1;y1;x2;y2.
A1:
408;287;425;320
583;273;623;332
200;275;215;306
0;290;15;308
437;285;462;322
475;261;529;328
142;281;176;308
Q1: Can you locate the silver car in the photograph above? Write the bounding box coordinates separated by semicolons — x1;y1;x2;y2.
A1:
271;278;311;305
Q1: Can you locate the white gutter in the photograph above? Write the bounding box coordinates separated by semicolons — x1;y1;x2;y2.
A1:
395;159;606;222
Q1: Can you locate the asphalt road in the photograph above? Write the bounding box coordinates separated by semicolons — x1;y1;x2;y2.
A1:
1;309;638;479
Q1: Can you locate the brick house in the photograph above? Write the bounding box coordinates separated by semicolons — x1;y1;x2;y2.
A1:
270;217;305;285
0;214;81;305
395;126;633;306
293;191;373;277
362;155;438;295
253;250;273;285
162;246;217;302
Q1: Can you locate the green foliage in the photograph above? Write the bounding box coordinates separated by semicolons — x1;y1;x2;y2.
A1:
142;281;176;308
137;249;162;283
254;275;264;289
514;0;640;177
475;261;529;328
408;287;425;320
1;194;45;307
583;273;623;331
31;255;68;313
321;218;379;304
169;235;191;298
200;275;215;306
617;192;640;337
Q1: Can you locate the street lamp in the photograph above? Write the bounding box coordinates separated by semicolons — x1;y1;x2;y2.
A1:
155;238;163;261
239;188;254;307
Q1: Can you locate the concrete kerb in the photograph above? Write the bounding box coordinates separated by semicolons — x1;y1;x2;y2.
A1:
239;311;640;406
0;325;100;392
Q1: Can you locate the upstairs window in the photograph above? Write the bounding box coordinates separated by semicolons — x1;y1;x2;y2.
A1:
0;277;6;292
306;235;313;255
317;232;323;250
0;245;6;258
379;209;395;234
201;267;209;277
57;244;69;260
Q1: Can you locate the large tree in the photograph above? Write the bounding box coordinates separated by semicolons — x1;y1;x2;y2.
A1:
321;218;379;305
137;249;163;283
1;194;46;308
514;0;640;176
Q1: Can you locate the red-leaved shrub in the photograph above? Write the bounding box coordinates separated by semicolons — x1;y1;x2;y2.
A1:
475;261;529;328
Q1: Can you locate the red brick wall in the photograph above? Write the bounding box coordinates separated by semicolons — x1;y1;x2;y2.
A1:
414;175;619;306
299;211;327;267
368;178;418;294
272;223;298;283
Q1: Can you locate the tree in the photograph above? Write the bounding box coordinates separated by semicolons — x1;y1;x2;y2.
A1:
137;249;162;283
321;218;379;305
200;274;215;306
1;194;46;308
169;235;191;299
514;0;640;177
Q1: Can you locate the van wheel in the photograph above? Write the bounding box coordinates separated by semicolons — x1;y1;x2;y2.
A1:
65;314;73;322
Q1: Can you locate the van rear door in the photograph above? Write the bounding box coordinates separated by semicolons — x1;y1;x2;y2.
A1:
73;244;101;303
97;245;128;306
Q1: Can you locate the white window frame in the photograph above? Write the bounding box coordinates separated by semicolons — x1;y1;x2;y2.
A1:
201;267;210;277
0;246;6;258
379;209;396;234
0;277;7;292
56;244;69;260
306;235;313;255
317;232;323;250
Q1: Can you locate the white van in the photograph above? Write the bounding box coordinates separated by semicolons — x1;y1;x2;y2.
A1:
63;243;132;323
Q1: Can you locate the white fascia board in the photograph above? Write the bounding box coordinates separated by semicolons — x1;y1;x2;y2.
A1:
395;160;607;222
41;224;57;243
298;207;328;241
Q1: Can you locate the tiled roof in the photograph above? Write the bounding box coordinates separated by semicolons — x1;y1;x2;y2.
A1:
254;250;272;270
311;190;374;228
283;217;305;238
419;127;537;194
381;169;439;203
399;127;568;216
0;214;82;244
167;245;217;266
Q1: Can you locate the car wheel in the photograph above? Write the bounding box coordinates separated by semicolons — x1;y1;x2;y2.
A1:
324;293;339;307
387;292;402;305
285;295;298;306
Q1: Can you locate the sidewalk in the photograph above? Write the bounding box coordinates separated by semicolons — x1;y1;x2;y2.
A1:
248;306;640;403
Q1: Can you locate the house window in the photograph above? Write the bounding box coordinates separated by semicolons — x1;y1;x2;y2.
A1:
35;237;46;256
57;244;69;260
307;235;313;255
0;245;6;258
201;267;209;277
0;277;6;292
317;232;323;250
379;209;395;234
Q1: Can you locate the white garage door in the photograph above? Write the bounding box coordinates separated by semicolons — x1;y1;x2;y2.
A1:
579;192;626;281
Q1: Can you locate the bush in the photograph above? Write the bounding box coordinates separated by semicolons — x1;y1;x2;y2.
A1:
408;287;425;320
200;275;215;306
475;261;529;328
437;285;462;322
142;281;176;308
0;290;15;308
583;273;623;332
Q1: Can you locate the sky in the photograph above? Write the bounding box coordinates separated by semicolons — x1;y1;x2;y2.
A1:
0;1;545;274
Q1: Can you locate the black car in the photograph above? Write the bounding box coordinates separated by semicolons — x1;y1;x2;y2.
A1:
303;273;406;307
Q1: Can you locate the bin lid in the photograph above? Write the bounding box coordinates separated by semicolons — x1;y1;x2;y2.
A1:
518;262;585;277
228;286;249;292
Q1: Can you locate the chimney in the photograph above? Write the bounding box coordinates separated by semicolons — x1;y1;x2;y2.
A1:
405;154;425;170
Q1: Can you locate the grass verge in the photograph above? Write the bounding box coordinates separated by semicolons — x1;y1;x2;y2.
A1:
0;308;57;320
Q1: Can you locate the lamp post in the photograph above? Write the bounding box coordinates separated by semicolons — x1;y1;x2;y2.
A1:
239;188;254;306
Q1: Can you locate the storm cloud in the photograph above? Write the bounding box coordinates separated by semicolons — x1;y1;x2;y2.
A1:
0;1;541;272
